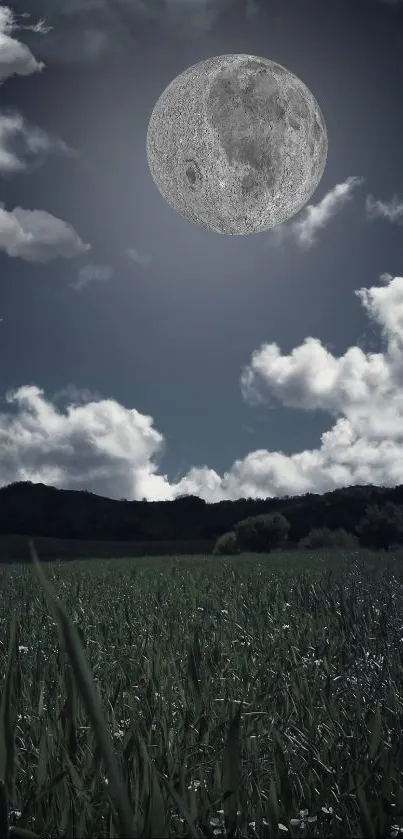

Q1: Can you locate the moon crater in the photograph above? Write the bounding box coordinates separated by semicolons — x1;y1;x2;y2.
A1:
146;54;328;235
183;158;203;192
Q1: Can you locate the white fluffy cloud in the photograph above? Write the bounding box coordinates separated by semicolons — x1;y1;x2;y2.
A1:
0;6;88;262
0;5;44;80
1;273;403;501
0;205;90;261
269;177;364;248
366;194;403;224
0;385;173;501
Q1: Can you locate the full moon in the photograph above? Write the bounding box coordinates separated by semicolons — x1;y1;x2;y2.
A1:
146;54;328;236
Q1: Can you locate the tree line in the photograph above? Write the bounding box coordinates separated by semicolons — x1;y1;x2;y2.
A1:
212;500;403;554
0;480;402;558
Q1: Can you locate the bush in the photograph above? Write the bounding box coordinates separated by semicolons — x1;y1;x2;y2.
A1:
234;512;290;553
299;526;359;550
356;502;403;550
212;531;240;556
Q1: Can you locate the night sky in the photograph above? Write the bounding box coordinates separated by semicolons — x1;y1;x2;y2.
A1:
0;0;403;502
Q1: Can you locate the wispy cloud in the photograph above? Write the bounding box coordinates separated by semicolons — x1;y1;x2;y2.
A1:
72;263;113;291
126;246;150;267
366;194;403;224
0;111;75;174
13;0;242;63
18;14;53;36
268;177;364;249
0;205;90;262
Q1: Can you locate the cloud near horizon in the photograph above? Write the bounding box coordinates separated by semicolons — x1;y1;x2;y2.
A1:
1;272;403;502
268;177;364;249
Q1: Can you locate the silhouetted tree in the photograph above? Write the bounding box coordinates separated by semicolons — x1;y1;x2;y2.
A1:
212;531;240;556
356;502;403;550
299;526;359;549
234;513;290;553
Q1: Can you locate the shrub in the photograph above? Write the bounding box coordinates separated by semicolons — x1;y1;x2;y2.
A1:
234;512;290;553
299;526;359;550
212;530;240;555
356;502;403;550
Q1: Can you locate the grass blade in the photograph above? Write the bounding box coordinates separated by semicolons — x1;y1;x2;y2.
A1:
29;541;136;839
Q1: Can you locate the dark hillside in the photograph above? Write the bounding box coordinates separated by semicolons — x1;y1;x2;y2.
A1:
0;481;402;557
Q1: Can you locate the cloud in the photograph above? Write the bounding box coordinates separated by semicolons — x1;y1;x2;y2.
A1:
0;205;90;262
0;385;173;501
72;263;113;291
2;273;403;501
0;111;75;174
0;5;44;81
10;0;241;62
366;194;403;224
126;246;150;267
0;8;89;263
269;177;364;248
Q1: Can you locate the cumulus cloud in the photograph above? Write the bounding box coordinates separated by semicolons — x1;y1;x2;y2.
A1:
0;111;75;174
72;263;113;291
366;194;403;224
0;5;44;81
0;205;90;262
1;273;403;501
269;177;364;248
0;385;173;501
126;246;150;267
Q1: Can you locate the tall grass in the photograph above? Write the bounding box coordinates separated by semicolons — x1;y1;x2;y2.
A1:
0;547;403;837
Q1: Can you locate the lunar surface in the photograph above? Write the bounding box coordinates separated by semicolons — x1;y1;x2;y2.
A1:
146;54;328;236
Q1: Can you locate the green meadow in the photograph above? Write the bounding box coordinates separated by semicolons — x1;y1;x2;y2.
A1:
1;548;403;838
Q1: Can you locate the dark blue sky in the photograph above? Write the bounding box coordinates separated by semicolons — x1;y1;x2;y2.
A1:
0;0;402;501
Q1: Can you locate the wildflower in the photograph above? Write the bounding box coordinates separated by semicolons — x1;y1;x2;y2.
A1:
187;779;204;791
290;809;317;830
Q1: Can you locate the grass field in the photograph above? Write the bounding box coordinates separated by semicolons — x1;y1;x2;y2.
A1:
1;547;403;838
